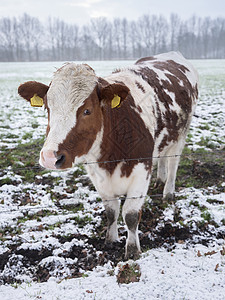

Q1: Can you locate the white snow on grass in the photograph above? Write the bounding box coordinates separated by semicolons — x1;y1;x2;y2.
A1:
0;243;224;300
176;187;225;227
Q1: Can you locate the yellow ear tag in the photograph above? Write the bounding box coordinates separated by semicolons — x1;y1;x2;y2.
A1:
111;94;121;109
30;94;44;107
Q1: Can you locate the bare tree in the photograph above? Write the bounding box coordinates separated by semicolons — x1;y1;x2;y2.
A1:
1;13;225;61
210;18;225;58
47;17;57;60
81;25;99;60
68;24;80;60
121;18;128;58
200;17;212;58
113;18;122;58
153;15;168;53
13;17;23;61
19;14;42;61
138;15;152;56
91;17;110;60
0;17;15;61
129;21;142;58
170;14;180;51
137;14;168;55
47;18;71;61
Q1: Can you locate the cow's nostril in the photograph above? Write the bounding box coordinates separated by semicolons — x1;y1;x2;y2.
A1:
55;154;66;168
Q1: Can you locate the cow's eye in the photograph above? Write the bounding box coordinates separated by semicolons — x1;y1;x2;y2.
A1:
84;109;91;115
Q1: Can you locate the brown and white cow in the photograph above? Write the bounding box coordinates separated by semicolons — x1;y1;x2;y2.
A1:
18;52;198;259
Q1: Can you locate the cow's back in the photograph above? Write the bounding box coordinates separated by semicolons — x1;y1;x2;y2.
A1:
105;51;198;156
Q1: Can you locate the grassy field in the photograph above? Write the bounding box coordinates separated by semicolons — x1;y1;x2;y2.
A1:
0;60;224;295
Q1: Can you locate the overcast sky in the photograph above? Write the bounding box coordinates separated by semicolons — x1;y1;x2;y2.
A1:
0;0;225;25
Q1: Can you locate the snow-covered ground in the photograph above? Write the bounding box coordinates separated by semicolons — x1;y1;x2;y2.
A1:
0;59;224;299
0;243;225;300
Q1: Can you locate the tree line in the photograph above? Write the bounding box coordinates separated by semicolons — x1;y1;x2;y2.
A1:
0;13;225;61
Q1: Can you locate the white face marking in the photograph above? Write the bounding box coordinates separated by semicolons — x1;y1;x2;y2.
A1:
44;63;97;152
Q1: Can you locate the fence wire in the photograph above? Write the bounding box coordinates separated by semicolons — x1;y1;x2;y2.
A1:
0;149;224;215
0;149;224;173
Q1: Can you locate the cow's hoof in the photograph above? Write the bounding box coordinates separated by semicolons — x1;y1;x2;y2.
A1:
105;232;118;244
125;244;140;260
163;193;174;202
153;179;164;192
105;239;116;247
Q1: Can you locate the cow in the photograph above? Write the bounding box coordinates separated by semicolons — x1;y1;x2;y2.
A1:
18;51;198;259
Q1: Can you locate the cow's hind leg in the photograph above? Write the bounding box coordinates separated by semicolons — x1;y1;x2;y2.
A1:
155;156;168;189
162;140;185;200
163;155;180;200
103;199;120;243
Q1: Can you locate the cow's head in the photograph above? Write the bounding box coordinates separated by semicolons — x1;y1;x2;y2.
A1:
18;63;129;170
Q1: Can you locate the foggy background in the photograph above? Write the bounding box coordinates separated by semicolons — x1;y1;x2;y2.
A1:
1;13;225;61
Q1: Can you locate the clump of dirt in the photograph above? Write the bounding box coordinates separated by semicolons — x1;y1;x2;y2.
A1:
117;262;141;284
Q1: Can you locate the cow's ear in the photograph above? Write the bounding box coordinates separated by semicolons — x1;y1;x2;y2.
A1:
18;81;49;107
98;82;130;109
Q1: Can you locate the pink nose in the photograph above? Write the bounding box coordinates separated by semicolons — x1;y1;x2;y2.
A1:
39;149;57;170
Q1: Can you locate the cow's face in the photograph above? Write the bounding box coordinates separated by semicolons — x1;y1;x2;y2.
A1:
18;63;129;170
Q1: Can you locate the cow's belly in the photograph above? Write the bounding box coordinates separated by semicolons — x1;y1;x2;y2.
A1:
86;162;150;199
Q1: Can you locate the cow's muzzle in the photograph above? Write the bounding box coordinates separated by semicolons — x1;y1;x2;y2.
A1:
54;152;66;168
39;149;68;170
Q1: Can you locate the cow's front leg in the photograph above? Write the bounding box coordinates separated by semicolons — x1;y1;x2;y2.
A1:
103;199;120;243
122;195;145;260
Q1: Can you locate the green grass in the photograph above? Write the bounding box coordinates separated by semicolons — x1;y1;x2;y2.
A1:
0;177;16;185
198;123;211;131
176;146;225;189
72;215;93;228
0;136;47;182
201;211;212;222
196;137;217;149
22;132;34;140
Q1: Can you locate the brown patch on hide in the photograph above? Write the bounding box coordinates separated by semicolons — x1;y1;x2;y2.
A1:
154;101;164;138
135;81;146;93
98;77;109;87
112;68;122;74
135;56;156;64
131;68;174;108
137;105;142;113
158;110;185;152
98;93;154;177
131;59;198;151
153;60;198;112
56;87;102;169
